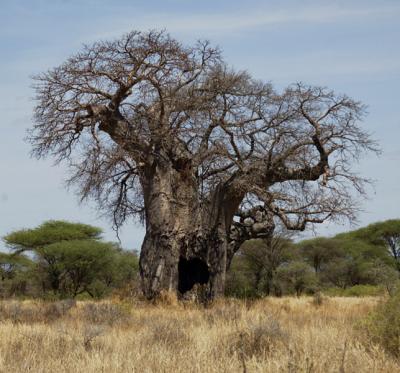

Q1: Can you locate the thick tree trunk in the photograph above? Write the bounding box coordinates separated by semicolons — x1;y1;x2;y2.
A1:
138;160;241;300
139;226;228;299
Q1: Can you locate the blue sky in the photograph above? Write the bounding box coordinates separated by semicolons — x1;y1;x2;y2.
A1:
1;0;399;250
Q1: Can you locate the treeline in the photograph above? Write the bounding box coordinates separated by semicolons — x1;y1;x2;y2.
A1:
1;219;400;299
0;221;138;299
226;220;400;297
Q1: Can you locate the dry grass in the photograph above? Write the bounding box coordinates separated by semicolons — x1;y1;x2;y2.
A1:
0;296;397;372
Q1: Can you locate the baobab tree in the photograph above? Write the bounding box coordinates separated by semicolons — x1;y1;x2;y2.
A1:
30;30;378;299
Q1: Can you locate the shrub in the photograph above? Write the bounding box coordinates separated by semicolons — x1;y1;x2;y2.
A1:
324;285;384;297
360;292;400;357
276;261;317;296
225;258;258;299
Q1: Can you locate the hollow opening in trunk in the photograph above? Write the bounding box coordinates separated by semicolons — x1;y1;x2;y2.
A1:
178;257;210;294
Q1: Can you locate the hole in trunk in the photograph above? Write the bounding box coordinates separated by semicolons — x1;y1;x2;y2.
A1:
178;257;210;294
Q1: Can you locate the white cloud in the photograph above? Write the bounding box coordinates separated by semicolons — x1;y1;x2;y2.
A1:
86;3;400;40
251;54;400;82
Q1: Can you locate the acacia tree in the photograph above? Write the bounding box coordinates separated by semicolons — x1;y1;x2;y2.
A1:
30;30;377;299
297;237;345;273
237;234;294;296
3;221;138;298
338;220;400;272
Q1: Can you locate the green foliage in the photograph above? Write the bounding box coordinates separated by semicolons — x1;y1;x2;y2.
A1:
226;220;400;298
297;237;344;272
38;240;121;297
276;261;317;296
334;237;389;263
339;219;400;244
324;285;385;297
0;253;35;298
0;253;33;279
361;291;400;356
1;221;139;299
297;233;398;290
225;255;258;298
337;220;400;271
3;218;400;299
228;237;294;297
4;220;102;252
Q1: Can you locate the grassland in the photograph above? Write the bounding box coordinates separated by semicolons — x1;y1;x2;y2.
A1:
0;295;398;372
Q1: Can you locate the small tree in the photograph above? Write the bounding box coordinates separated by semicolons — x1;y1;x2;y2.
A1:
39;240;119;297
236;234;294;296
0;253;35;297
225;256;256;298
297;237;344;273
362;291;400;357
368;259;399;296
0;252;33;281
276;261;317;296
3;220;138;298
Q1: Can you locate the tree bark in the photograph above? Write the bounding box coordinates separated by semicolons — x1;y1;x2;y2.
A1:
138;159;242;300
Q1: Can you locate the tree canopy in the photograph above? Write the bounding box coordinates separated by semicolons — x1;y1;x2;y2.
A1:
227;220;400;297
3;221;138;298
4;220;102;252
337;220;400;271
30;30;377;229
28;30;379;298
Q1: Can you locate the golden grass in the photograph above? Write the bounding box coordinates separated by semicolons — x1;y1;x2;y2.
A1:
0;296;397;372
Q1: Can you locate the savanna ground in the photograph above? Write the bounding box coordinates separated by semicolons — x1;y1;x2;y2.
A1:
0;295;398;373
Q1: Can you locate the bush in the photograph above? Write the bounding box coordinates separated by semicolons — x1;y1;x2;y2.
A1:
276;261;317;296
360;292;400;357
225;257;258;298
324;285;384;297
